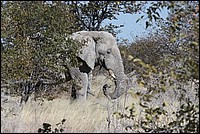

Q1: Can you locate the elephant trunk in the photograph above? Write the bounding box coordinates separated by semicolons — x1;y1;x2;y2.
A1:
109;74;128;99
104;60;128;99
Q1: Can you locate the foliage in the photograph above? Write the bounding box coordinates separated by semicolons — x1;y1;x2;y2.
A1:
117;100;199;133
121;1;199;80
160;1;199;81
112;1;199;133
1;1;80;93
119;32;168;74
38;119;66;133
1;1;153;95
1;1;199;132
66;1;145;36
110;58;199;133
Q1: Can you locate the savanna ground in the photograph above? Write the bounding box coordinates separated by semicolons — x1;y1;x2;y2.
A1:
1;72;199;133
1;74;132;133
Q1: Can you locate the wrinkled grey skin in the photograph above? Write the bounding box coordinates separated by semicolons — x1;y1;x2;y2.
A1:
68;31;127;100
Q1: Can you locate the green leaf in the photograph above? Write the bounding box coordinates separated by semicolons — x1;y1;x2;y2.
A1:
146;21;150;29
170;37;177;42
155;11;160;17
152;14;158;21
136;18;141;23
190;41;198;46
145;114;152;121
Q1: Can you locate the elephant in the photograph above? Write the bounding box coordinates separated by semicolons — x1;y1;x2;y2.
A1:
66;31;128;100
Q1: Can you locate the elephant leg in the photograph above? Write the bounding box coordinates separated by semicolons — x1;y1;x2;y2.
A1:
69;67;94;100
87;71;92;95
69;68;88;100
78;72;89;100
75;71;93;99
86;71;96;97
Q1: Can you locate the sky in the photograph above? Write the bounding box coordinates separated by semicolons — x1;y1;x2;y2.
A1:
102;6;169;43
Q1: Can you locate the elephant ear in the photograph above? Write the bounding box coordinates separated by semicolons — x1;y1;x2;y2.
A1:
78;35;96;70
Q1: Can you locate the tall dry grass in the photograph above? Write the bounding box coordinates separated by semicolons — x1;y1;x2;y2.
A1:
1;75;139;133
2;74;197;133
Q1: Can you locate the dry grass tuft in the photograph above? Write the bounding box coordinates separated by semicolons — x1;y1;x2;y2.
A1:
1;75;138;133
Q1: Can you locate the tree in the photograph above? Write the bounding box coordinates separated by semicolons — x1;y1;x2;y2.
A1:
1;1;147;84
128;1;199;81
115;2;199;133
1;1;79;85
66;1;144;36
1;1;146;95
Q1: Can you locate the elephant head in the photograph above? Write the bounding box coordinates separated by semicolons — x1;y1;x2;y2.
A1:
70;31;128;99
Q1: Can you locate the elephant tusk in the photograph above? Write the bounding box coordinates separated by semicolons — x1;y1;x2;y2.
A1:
87;91;95;96
108;70;116;79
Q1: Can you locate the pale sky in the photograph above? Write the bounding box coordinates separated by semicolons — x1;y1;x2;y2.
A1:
102;6;169;43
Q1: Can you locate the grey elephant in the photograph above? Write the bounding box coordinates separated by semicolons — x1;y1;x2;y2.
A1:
67;31;128;100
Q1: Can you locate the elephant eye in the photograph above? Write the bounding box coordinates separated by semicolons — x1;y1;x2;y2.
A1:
107;49;111;54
